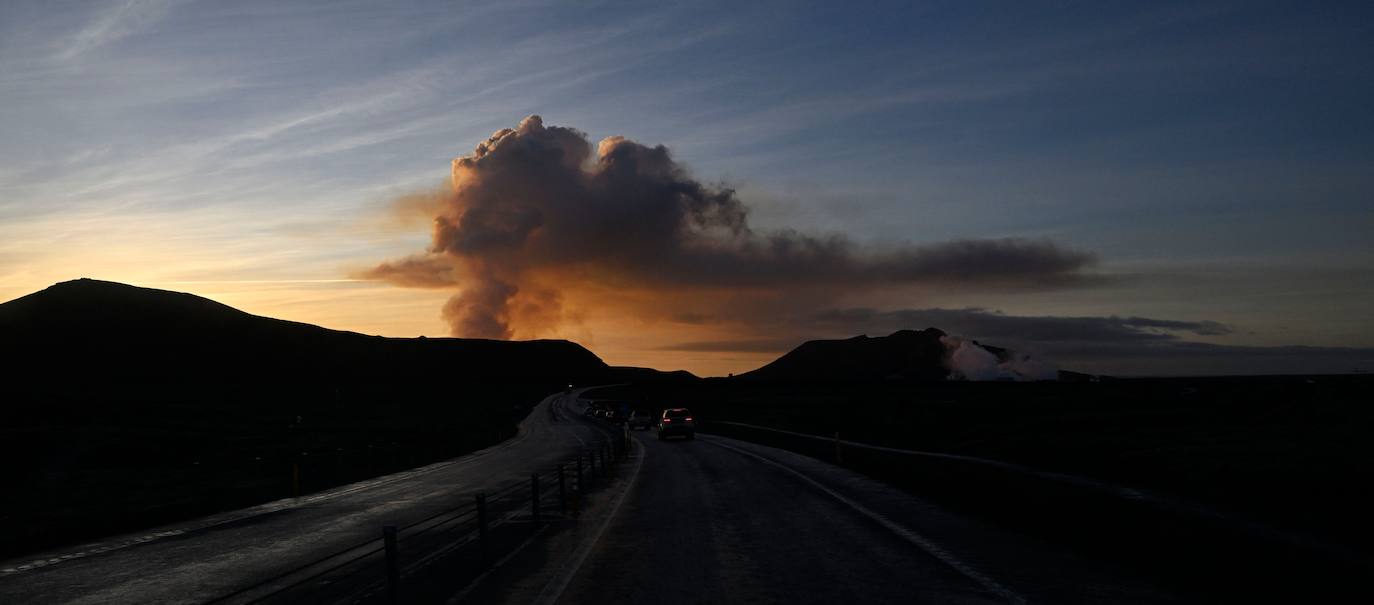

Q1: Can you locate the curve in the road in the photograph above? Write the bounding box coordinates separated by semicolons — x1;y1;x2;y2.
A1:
701;437;1026;604
513;417;1196;605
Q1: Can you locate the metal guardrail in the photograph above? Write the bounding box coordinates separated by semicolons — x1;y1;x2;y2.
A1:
201;427;632;604
705;421;1155;500
700;419;1367;576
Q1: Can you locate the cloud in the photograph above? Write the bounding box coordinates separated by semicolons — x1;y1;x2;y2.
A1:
57;0;180;61
794;307;1371;376
657;307;1373;376
1055;342;1374;376
360;116;1101;338
364;255;461;289
808;307;1232;342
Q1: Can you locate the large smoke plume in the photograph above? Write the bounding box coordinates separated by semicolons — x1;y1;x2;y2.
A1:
361;116;1099;339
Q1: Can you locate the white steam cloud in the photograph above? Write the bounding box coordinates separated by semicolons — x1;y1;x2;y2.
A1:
941;335;1058;381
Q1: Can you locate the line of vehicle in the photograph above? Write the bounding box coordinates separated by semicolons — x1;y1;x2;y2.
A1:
700;436;1028;605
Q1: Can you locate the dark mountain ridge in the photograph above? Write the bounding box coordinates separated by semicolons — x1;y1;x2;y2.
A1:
0;278;647;558
1;278;611;387
736;328;955;382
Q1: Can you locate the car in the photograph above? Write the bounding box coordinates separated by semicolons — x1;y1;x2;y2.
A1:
606;409;628;424
627;410;654;430
657;407;696;440
594;409;608;419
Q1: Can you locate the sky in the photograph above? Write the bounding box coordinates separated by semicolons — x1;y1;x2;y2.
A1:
1;0;1371;376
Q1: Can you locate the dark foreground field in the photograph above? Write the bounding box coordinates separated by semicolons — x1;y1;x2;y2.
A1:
589;375;1373;569
0;279;627;560
0;379;557;561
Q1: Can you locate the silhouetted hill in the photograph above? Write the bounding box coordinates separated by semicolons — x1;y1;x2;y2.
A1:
736;328;952;382
1;278;609;386
0;278;644;558
604;366;699;383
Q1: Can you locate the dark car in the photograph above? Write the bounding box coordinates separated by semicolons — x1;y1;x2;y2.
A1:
657;407;696;440
628;410;654;430
606;409;628;424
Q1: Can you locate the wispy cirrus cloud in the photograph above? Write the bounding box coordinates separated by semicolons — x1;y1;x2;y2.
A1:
1;1;1370;379
806;307;1233;342
55;0;182;61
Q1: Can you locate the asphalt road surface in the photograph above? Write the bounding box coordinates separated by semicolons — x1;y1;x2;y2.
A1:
467;404;1195;605
3;392;1198;604
0;392;609;604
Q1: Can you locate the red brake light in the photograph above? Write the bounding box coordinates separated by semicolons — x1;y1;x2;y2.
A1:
684;417;694;422
662;418;672;423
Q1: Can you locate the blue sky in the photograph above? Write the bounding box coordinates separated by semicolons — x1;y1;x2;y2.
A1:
1;0;1371;375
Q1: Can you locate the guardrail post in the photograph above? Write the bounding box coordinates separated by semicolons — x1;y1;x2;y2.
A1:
531;472;541;521
476;493;490;566
383;525;400;602
574;457;583;515
558;464;567;514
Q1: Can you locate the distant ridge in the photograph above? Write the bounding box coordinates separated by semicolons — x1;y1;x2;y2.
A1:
0;278;698;560
0;278;615;385
736;328;952;382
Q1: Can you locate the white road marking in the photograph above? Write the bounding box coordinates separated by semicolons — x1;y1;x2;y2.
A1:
703;437;1028;605
0;530;189;574
530;435;647;605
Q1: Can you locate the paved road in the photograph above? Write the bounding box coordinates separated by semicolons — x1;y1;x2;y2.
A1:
3;393;1200;604
0;392;607;604
516;408;1195;605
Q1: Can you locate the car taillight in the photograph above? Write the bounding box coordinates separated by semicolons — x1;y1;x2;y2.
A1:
684;417;693;422
662;418;672;423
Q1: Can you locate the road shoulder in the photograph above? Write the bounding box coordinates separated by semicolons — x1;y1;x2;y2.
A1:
699;434;1195;604
442;434;646;605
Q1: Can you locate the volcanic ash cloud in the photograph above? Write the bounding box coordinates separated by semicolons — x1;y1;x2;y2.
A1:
361;115;1099;339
